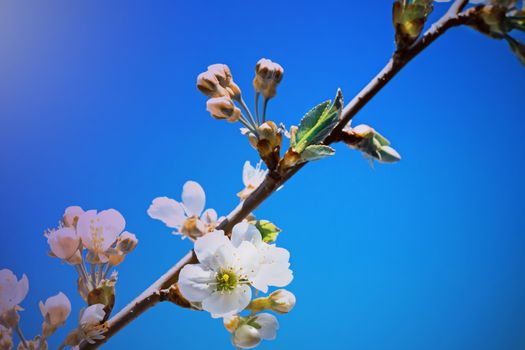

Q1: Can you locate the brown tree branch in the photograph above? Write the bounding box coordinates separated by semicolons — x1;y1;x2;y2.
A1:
80;1;471;348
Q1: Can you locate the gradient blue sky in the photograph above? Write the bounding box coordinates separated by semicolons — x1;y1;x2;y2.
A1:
1;1;524;349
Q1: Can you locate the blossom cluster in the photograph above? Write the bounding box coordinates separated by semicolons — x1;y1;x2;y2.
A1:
0;269;106;350
177;222;294;348
45;207;138;304
148;158;293;348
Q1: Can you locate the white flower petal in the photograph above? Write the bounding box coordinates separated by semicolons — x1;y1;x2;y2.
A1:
262;245;290;265
202;285;251;316
76;210;97;250
182;181;206;217
250;263;293;293
15;274;29;306
254;313;279;340
235;241;260;278
178;264;215;302
80;304;106;326
147;197;185;228
201;208;218;224
231;222;262;248
194;230;230;268
242;161;256;187
98;209;125;249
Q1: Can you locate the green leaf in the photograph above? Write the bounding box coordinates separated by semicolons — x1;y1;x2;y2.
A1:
252;220;282;243
301;144;336;161
295;89;344;153
296;101;330;145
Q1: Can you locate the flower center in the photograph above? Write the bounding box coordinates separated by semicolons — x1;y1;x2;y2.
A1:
216;269;238;292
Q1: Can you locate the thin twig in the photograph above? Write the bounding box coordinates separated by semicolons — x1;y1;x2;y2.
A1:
14;324;28;349
79;1;472;348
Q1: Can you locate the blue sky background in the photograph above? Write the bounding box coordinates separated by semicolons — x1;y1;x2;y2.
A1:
1;1;524;349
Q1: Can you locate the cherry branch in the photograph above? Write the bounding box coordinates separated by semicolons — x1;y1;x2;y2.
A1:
80;0;471;348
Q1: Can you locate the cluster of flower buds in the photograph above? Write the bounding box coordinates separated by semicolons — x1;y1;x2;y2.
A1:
148;181;222;240
170;220;294;349
197;59;286;171
343;124;401;165
393;0;434;50
45;206;138;315
197;64;242;122
0;269;96;349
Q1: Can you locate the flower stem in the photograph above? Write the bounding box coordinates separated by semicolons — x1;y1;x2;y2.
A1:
14;324;29;349
237;97;257;128
103;263;113;280
262;97;269;124
80;263;93;290
90;263;97;287
238;114;258;135
254;92;260;125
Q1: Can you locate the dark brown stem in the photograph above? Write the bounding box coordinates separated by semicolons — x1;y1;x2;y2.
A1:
80;1;471;348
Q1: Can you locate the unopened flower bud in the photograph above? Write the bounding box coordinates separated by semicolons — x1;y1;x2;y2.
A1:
63;206;84;228
47;227;80;261
39;292;71;336
232;325;261;349
197;64;242;100
253;58;284;99
196;71;229;98
206;97;241;122
226;82;242;100
207;64;232;88
116;232;138;254
352;124;375;139
268;289;296;314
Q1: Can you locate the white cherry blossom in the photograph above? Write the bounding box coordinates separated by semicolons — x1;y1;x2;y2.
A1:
231;222;293;293
46;227;80;261
147;181;220;239
76;209;125;261
178;230;261;316
237;161;267;200
77;304;107;344
0;269;28;327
